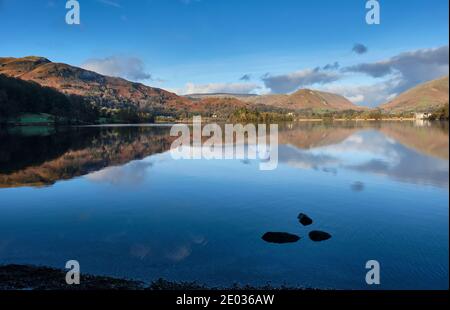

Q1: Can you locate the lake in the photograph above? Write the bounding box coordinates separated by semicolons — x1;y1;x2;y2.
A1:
0;121;448;289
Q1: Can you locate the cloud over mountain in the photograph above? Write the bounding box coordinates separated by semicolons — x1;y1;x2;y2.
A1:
82;56;152;81
339;45;449;105
262;68;341;94
182;82;260;95
259;46;449;106
344;45;449;93
320;80;400;106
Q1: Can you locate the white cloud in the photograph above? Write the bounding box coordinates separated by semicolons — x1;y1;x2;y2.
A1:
346;94;365;104
318;79;401;107
329;46;449;106
179;82;261;95
96;0;121;8
344;46;449;93
262;68;341;94
81;56;152;81
260;46;449;106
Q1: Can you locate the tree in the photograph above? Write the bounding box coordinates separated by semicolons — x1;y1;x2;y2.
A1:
0;74;101;124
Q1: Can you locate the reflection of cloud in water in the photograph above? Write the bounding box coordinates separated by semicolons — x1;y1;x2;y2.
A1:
108;230;207;263
322;167;338;175
164;234;208;262
348;152;449;188
165;245;192;262
86;161;153;186
313;131;401;165
190;234;208;246
351;181;365;192
278;144;338;169
130;244;152;260
279;130;449;188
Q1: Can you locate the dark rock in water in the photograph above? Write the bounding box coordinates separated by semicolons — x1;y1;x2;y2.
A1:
309;231;332;242
262;232;300;244
298;213;313;226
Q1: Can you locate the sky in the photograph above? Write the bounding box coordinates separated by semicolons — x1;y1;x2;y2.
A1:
0;0;448;106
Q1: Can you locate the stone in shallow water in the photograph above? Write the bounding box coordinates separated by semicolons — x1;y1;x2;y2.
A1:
262;232;300;244
309;231;332;242
298;213;313;226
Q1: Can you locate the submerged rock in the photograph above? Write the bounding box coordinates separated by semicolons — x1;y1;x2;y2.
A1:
262;232;300;244
298;213;313;226
309;231;332;242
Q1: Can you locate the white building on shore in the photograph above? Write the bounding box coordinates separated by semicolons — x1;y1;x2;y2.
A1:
414;112;432;120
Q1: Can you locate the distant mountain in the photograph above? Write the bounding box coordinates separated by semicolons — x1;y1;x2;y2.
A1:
380;76;449;113
0;56;191;114
241;89;364;112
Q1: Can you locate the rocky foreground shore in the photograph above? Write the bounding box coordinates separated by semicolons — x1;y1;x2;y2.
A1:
0;265;204;290
0;265;310;290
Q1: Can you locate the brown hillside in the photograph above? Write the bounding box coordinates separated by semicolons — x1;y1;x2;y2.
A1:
380;76;449;113
242;89;364;111
0;56;191;112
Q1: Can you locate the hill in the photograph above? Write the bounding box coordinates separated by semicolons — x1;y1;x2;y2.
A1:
241;89;364;112
0;56;191;116
0;74;99;124
380;76;449;113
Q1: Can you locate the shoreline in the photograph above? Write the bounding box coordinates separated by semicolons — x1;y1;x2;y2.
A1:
0;265;314;291
2;118;444;128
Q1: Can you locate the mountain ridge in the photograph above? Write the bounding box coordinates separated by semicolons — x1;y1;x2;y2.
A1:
380;76;449;113
0;56;191;114
240;89;366;111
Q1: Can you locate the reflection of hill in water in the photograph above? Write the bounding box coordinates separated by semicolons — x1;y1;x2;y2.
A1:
0;127;174;188
279;121;449;160
0;121;448;188
379;122;449;160
276;122;449;188
278;123;359;149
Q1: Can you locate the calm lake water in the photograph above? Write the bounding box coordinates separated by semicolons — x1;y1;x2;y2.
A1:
0;121;448;289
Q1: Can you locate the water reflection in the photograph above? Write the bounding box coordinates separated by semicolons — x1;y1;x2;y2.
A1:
2;121;446;189
0;126;174;188
0;121;448;289
277;127;449;188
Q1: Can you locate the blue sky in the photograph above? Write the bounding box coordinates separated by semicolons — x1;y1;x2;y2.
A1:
0;0;448;106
